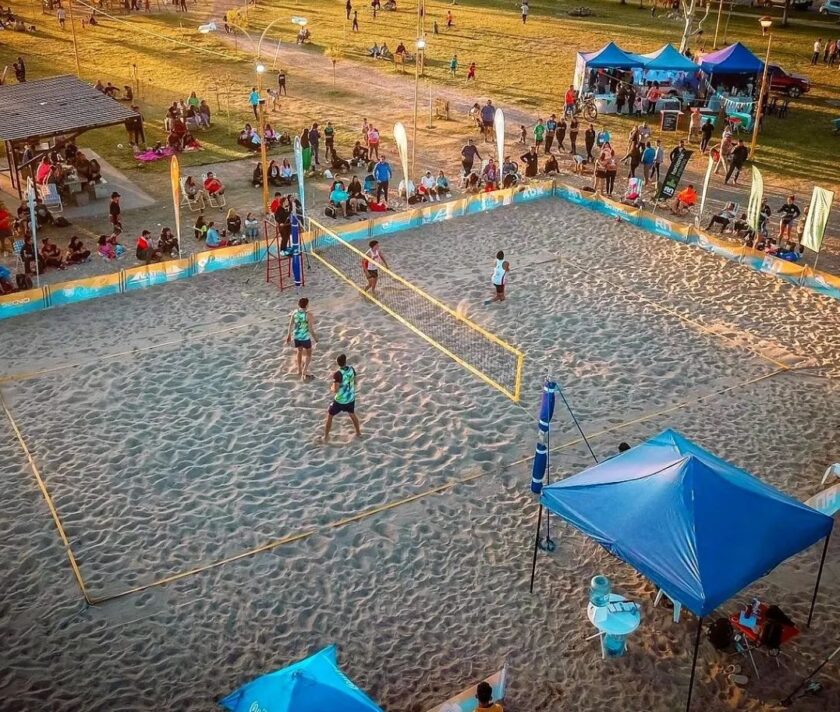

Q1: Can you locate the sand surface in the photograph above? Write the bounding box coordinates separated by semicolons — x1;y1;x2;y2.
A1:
0;198;838;711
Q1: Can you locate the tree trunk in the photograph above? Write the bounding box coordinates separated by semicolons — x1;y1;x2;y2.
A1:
782;0;790;26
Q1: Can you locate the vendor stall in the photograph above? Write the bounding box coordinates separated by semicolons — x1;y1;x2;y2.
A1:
573;42;645;115
697;42;764;126
634;44;701;111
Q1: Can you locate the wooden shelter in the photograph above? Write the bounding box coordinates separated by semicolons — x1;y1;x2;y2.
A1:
0;75;140;197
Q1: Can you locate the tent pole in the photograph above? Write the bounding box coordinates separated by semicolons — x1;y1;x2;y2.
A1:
529;503;543;594
807;531;831;627
685;616;704;712
557;388;598;463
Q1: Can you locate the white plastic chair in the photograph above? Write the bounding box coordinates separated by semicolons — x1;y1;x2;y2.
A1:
805;483;840;517
654;589;683;623
180;177;205;212
13;239;25;272
38;183;63;214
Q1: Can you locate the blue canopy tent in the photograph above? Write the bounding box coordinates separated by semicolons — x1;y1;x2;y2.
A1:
573;42;644;91
219;645;384;712
699;42;764;75
530;429;833;711
640;44;700;72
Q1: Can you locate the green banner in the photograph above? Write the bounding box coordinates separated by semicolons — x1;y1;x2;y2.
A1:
802;186;834;253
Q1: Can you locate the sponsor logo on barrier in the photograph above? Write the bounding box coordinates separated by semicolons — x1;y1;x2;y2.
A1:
655;218;670;233
3;297;33;306
248;702;268;712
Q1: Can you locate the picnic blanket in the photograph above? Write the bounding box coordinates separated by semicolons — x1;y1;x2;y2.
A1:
135;143;203;162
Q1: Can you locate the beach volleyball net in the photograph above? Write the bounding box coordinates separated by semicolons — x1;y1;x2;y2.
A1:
306;218;525;402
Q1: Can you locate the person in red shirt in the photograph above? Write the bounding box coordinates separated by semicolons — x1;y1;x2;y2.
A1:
564;85;577;117
203;171;225;195
467;62;476;81
135;229;161;262
269;191;283;214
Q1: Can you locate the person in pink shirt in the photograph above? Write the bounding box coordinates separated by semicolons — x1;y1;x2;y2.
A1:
367;126;380;160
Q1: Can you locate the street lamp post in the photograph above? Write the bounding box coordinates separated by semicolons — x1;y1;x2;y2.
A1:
749;17;773;159
256;63;270;215
68;0;82;77
412;37;426;177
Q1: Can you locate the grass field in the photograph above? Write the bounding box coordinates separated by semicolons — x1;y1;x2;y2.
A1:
1;0;838;187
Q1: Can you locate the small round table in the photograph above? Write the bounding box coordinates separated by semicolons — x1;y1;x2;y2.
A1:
587;593;642;658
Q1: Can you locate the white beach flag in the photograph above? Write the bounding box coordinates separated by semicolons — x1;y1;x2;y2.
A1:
801;186;834;253
393;121;410;193
494;108;505;177
697;155;714;227
747;165;763;234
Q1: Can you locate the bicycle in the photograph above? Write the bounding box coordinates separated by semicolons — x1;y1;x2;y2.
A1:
571;92;599;122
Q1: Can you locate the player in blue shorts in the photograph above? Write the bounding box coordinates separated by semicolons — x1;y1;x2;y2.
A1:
324;353;362;443
286;297;318;381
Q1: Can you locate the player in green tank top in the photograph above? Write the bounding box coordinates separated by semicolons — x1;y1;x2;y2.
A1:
286;297;317;381
324;353;362;443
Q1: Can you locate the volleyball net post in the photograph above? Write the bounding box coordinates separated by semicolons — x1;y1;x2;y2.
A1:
306;217;525;402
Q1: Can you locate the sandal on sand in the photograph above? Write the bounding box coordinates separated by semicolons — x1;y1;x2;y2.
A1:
725;664;742;675
728;673;749;686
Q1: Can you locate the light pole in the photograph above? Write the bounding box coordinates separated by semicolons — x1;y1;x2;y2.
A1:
412;37;426;177
68;0;81;77
713;0;724;49
749;17;773;160
256;63;270;215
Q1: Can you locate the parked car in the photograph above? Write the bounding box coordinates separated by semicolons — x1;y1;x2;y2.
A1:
761;0;813;8
819;0;840;15
768;65;811;98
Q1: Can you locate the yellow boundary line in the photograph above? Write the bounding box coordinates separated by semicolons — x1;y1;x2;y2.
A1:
6;366;792;605
0;321;256;385
308;228;524;402
0;391;92;605
562;257;793;372
309;217;525;401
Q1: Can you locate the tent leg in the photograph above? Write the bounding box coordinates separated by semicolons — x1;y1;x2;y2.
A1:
529;504;543;594
807;532;831;627
685;616;704;712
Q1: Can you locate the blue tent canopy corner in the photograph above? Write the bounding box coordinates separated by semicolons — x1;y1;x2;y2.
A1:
699;42;764;74
640;44;700;72
580;41;645;69
220;645;384;712
531;429;833;711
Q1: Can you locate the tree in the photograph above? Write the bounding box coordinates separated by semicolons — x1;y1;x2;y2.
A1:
325;46;344;88
782;0;791;27
678;0;712;53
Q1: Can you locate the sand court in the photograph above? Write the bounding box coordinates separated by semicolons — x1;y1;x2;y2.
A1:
0;200;799;605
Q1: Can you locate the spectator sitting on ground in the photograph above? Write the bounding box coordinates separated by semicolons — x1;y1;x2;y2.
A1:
266;159;281;186
136;230;162;263
543;152;559;175
329;181;351;218
418;171;439;202
501;157;519;188
464;171;481;194
330;150;351;172
205;221;230;248
39;237;65;270
706;202;737;233
226;208;242;237
436;170;451;197
296;26;311;44
98;231;125;260
193;214;208;241
264;123;278;145
244;212;261;241
204;172;225;196
671;184;697;216
0;264;15;294
348;175;364;199
158;227;178;257
481;158;499;191
352;141;369;165
238;124;253;145
65;236;91;264
252;163;264;187
280;159;296;185
398;178;417;202
33;198;55;227
22;235;43;275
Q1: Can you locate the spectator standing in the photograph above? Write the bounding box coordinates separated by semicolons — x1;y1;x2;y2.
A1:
545;114;557;153
467;62;476;81
652;139;664;185
248;87;260;119
461;138;482;176
346;0;352;19
367;125;380;159
669;139;688;165
108;192;122;230
308;123;321;166
57;7;66;28
584;123;596;162
324;121;335;161
352;10;359;31
778;195;801;243
533;119;545;151
811;39;822;65
521;1;529;23
277;69;287;96
449;54;458;77
564;85;576;117
480;100;496;143
699;118;714;154
373;156;392;203
724;140;749;185
569;117;579;155
447;10;453;28
640;141;656;183
556;116;567;150
519;146;539;178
